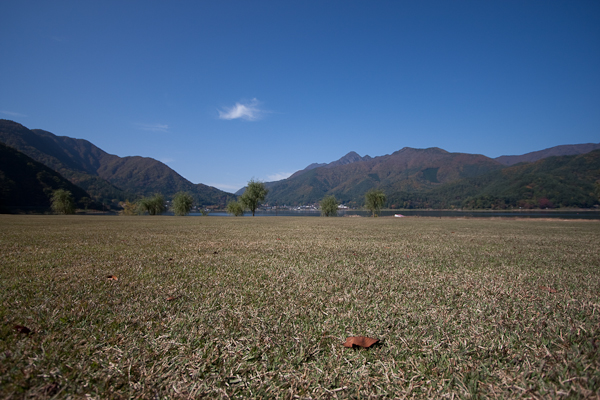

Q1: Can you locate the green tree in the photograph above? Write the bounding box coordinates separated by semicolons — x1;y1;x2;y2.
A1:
320;195;338;217
172;191;194;216
365;189;386;217
226;200;244;216
240;179;268;216
138;193;165;215
137;197;151;215
51;189;75;214
120;200;138;216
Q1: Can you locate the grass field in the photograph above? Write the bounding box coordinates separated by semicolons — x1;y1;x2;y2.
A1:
1;215;599;399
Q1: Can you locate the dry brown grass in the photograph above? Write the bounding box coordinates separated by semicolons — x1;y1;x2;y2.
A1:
1;215;599;399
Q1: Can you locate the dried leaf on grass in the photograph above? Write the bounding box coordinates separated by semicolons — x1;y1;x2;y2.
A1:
343;336;379;348
107;275;118;281
166;295;181;301
14;325;32;334
539;285;558;293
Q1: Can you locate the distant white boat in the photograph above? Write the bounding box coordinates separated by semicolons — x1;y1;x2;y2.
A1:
394;214;405;218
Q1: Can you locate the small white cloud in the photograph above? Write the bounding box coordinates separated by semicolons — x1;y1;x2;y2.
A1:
134;123;170;133
218;98;265;121
1;110;27;118
160;157;175;164
267;172;293;181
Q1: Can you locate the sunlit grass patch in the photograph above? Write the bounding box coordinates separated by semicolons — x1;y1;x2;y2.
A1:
0;215;599;398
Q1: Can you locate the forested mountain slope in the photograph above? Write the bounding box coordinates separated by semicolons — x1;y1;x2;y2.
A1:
0;120;234;206
387;150;600;209
0;142;92;212
265;147;504;205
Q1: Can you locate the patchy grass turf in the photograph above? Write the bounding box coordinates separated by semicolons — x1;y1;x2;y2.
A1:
0;215;599;399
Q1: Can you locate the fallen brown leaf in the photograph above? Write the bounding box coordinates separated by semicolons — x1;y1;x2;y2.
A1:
14;325;31;334
166;295;181;301
539;285;558;293
343;336;379;348
107;275;118;281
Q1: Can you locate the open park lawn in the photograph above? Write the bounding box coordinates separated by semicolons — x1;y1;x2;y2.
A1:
1;215;599;398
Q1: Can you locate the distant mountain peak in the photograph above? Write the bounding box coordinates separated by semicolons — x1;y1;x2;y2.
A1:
289;151;371;179
330;151;371;167
392;146;448;155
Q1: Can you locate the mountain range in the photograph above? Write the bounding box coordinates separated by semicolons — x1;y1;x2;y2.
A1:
1;118;599;212
387;150;600;209
263;147;504;205
231;144;598;208
0;120;234;209
255;146;600;209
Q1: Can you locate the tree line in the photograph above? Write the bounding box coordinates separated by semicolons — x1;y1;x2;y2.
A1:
49;190;197;216
49;182;386;217
226;181;387;217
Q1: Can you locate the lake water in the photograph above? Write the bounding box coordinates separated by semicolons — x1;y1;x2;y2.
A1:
190;209;600;219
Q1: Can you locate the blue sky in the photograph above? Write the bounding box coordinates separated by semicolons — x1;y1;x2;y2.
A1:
1;1;599;192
